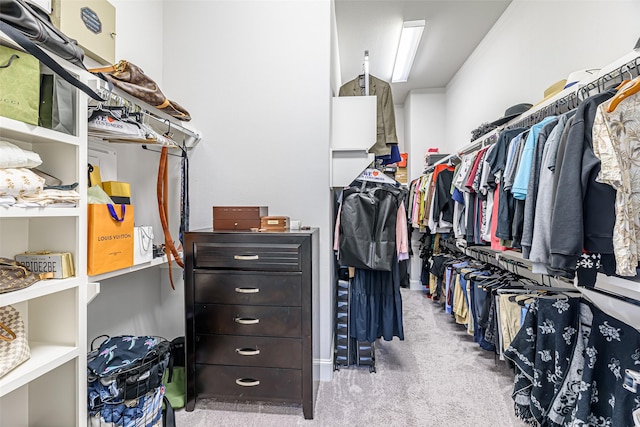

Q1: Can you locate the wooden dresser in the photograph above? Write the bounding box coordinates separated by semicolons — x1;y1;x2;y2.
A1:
184;229;319;419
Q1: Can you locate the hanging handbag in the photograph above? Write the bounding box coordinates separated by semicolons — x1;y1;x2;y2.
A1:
0;305;30;378
89;60;191;121
0;257;49;294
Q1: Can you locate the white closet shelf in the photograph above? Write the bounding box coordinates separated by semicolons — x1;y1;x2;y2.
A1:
590;273;640;302
495;250;574;288
0;277;83;306
93;80;201;149
0;342;79;397
88;254;176;282
580;288;640;330
0;116;82;146
0;206;81;219
331;147;371;152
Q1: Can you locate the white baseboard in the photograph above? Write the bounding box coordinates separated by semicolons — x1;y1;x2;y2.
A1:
316;357;334;381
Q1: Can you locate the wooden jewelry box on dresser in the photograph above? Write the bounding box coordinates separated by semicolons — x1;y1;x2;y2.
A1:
184;228;319;419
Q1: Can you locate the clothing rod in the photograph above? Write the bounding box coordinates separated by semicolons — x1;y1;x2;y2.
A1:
441;239;640;306
507;54;640;130
423;132;498;174
423;54;640;176
141;144;184;157
364;50;369;95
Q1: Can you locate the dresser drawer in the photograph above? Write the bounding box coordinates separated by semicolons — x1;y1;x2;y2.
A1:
194;271;301;306
195;304;301;337
193;242;302;271
196;365;301;401
196;335;302;369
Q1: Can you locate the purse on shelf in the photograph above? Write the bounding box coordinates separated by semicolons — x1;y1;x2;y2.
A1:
89;60;191;121
0;257;50;294
0;0;85;67
0;305;30;378
0;1;103;101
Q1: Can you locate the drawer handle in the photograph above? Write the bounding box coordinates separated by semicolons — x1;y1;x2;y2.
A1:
235;348;260;356
234;317;259;325
235;287;260;294
234;255;259;260
235;378;260;387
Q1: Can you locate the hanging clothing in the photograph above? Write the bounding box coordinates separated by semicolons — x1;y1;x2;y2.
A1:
338;75;398;156
528;111;575;274
337;183;407;271
520;117;558;258
511;116;557;200
350;260;404;342
432;168;455;225
548;89;617;279
592;85;640;276
496;132;526;241
503;297;582;425
506;298;640;427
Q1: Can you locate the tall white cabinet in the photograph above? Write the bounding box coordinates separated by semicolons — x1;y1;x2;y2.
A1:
0;70;90;425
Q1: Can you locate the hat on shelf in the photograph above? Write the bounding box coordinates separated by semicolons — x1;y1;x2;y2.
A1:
534;79;567;106
564;69;600;89
490;103;533;126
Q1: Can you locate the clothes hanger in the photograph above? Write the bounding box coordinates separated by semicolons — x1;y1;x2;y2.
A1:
607;72;640;113
613;65;632;90
355;160;401;187
88;103;144;130
88;102;121;122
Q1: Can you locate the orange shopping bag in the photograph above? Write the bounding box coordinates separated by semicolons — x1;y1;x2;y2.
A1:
87;204;134;275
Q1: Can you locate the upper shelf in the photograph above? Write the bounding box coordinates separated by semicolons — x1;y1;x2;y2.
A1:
0;206;81;219
0;116;82;147
91;79;202;149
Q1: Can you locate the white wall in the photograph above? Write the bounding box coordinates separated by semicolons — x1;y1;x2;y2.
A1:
403;89;446;181
445;0;640;151
331;0;342;96
395;105;405;152
88;1;335;381
162;0;334;379
87;0;185;343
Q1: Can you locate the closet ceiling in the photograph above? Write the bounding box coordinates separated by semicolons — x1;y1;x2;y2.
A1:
335;0;512;104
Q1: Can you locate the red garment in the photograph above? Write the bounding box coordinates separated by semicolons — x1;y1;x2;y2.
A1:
464;147;489;192
431;164;455;186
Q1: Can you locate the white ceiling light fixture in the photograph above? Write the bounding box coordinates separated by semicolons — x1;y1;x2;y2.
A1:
391;20;426;83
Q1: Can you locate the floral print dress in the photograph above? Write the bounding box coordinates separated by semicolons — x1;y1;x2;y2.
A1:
505;298;640;426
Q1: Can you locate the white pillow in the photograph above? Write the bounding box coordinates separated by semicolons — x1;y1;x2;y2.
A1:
0;140;43;168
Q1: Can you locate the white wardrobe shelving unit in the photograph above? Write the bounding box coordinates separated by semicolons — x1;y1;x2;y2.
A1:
330;96;376;187
0;55;90;426
86;78;200;284
0;34;201;425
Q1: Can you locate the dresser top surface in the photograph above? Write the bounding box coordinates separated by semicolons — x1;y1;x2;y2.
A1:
187;228;318;236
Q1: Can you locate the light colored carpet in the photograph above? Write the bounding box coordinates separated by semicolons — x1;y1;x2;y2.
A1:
175;289;527;426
